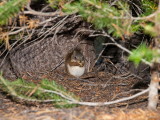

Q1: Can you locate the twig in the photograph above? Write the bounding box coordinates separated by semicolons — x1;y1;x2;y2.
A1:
100;32;152;66
0;75;17;96
70;88;149;106
50;59;64;72
23;10;62;17
91;46;106;69
0;17;59;38
112;11;156;20
24;2;63;17
111;89;144;100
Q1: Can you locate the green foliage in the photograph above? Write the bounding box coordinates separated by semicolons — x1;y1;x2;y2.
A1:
48;0;61;8
131;0;157;34
131;23;142;33
0;76;79;108
62;0;133;37
129;43;160;66
51;0;157;37
141;0;157;16
144;23;157;36
47;0;71;8
0;0;28;25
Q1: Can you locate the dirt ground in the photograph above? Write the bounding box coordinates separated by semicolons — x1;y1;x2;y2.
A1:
0;84;160;120
0;62;160;120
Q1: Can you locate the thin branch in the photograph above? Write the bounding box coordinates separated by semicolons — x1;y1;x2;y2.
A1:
111;89;145;100
112;11;156;20
70;88;149;106
24;2;64;16
91;46;106;70
50;59;64;72
0;75;17;96
8;27;27;35
0;17;61;38
99;32;152;66
23;10;62;17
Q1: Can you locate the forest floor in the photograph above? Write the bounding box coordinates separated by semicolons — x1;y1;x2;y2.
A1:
0;94;160;120
0;67;160;120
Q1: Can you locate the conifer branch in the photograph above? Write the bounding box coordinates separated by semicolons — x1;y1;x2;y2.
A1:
0;0;28;25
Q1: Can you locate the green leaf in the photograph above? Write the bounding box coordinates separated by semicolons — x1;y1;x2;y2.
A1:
0;0;28;25
141;0;157;16
128;43;153;65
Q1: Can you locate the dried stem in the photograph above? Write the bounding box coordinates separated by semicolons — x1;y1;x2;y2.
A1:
148;71;159;110
147;0;160;110
69;88;149;106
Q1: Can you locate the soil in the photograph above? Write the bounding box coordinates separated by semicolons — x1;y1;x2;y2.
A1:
0;84;160;120
0;58;160;119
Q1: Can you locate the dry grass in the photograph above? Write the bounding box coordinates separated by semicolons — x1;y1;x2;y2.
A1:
1;107;160;120
97;109;160;120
